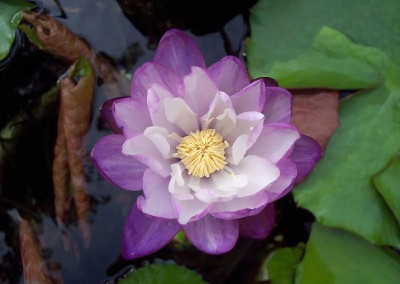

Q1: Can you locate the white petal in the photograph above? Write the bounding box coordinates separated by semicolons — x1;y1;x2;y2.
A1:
232;155;280;197
173;197;210;225
201;91;233;125
169;163;194;200
144;126;177;159
164;97;199;134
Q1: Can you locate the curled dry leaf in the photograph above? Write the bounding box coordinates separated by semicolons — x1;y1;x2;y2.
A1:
52;58;94;246
22;11;119;84
291;89;339;150
19;219;53;284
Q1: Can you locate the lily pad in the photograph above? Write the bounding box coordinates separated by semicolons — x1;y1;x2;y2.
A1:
0;0;35;61
118;263;205;284
296;223;400;284
247;0;400;82
374;158;400;225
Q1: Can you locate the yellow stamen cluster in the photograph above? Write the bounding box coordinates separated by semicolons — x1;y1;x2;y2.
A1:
176;129;228;178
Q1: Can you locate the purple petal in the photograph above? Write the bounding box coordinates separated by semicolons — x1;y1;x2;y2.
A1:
289;135;323;182
100;98;123;134
239;204;275;239
91;135;147;191
137;169;177;219
154;29;206;77
230;79;266;113
259;77;278;87
131;62;180;104
207;56;250;95
265;159;297;202
263;87;293;124
183;215;239;254
113;97;152;138
122;204;181;259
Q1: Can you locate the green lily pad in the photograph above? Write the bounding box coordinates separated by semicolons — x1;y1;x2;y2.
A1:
260;243;304;284
296;223;400;284
118;263;206;284
0;0;35;61
374;158;400;224
247;0;400;84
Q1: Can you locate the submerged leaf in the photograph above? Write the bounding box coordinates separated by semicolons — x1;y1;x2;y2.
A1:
291;90;339;150
0;0;34;60
19;219;53;284
119;263;206;284
296;223;400;284
373;158;400;225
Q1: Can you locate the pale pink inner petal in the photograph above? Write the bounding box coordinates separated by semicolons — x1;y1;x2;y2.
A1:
164;98;199;134
264;159;297;202
169;163;194;200
232;155;280;198
173;197;210;225
144;126;178;159
201;91;233;124
247;123;300;163
137;169;177;219
207;56;250;95
122;134;172;177
179;67;219;117
230;79;266;113
113;98;152;138
213;108;237;137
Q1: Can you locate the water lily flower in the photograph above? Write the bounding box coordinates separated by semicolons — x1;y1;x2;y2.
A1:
92;30;322;259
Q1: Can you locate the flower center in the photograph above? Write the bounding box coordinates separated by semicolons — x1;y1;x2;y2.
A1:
176;129;228;178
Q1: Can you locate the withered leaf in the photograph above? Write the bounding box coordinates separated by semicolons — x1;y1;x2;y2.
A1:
19;219;53;284
291;89;339;150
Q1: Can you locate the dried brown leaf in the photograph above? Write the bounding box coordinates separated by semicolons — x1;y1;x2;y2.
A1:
291;89;339;150
19;219;53;284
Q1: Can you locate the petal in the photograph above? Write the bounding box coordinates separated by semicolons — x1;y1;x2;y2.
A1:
265;159;297;202
169;163;194;200
263;87;293;124
113;97;152;138
173;197;210;225
122;134;172;177
164;97;199;134
233;155;280;198
100;98;123;134
154;29;206;77
147;84;181;134
144;126;178;159
260;77;278;87
207;56;250;95
210;190;269;220
230;79;266;113
289;135;323;182
122;204;180;259
239;203;275;239
247;123;300;163
179;66;219;117
183;215;239;254
91;135;146;191
131;62;180;104
137;169;176;219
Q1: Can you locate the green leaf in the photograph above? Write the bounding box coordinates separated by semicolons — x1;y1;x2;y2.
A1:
70;57;93;79
0;0;35;61
293;84;400;247
296;223;400;284
260;244;304;284
19;23;44;49
118;263;206;284
374;158;400;224
247;0;400;84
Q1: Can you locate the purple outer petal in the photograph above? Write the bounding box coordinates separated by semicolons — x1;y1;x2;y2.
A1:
263;87;293;124
183;215;239;254
207;56;250;95
100;98;123;134
289;135;323;182
239;203;275;239
122;204;181;259
131;62;181;104
230;79;266;113
259;77;278;87
154;29;206;77
91;135;147;191
264;159;297;203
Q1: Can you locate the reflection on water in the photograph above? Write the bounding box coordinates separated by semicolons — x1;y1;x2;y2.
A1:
0;0;253;283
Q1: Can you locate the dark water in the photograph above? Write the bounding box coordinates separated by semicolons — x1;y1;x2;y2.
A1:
1;0;283;283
